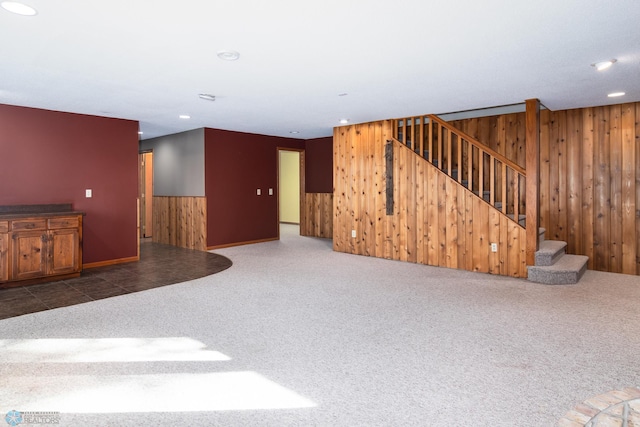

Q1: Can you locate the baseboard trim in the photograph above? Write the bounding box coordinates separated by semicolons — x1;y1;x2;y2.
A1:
83;256;139;269
207;237;278;250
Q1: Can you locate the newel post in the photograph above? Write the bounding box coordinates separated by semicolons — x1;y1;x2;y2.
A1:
525;99;540;266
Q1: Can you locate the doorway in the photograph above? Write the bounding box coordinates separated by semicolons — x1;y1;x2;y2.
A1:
139;151;153;238
277;148;304;235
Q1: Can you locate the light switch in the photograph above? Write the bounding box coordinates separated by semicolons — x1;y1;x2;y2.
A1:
269;188;273;196
85;189;92;198
256;189;261;196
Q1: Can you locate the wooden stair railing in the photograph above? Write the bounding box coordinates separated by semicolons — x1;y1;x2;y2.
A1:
393;114;526;227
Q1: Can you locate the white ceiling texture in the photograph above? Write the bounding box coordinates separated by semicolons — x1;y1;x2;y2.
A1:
1;0;639;140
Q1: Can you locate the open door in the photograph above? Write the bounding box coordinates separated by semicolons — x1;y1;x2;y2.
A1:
277;148;305;235
139;151;153;238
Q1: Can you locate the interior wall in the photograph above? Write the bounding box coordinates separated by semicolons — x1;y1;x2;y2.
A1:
204;128;304;248
0;103;139;265
139;129;205;196
304;136;333;193
450;101;640;275
279;151;300;223
333;120;527;277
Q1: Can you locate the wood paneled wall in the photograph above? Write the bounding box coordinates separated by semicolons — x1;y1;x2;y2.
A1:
333;121;527;277
152;196;207;251
539;103;639;274
451;113;527;169
301;193;333;238
451;102;640;275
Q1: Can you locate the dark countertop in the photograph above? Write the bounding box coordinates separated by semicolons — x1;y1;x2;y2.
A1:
0;211;85;220
0;204;84;220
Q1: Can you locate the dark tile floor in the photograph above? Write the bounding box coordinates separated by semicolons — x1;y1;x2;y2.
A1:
0;240;233;320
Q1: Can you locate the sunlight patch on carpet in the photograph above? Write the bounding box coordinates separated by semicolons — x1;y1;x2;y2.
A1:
0;338;231;363
0;371;317;413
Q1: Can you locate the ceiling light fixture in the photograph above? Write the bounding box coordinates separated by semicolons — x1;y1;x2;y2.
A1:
289;131;300;134
217;50;240;61
198;94;216;101
339;119;349;124
592;59;616;71
607;92;625;98
338;93;348;97
179;114;191;119
1;1;37;15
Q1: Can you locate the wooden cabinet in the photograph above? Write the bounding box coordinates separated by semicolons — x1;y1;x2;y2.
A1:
11;229;48;281
0;222;8;282
0;209;83;287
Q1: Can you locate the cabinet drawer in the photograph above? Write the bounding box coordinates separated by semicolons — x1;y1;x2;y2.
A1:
48;216;79;229
11;219;47;231
0;221;8;233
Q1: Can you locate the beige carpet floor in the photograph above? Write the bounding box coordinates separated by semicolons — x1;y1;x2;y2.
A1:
0;224;638;426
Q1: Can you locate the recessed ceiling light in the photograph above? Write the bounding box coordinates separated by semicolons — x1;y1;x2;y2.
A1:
592;59;616;71
217;50;240;61
608;92;625;98
1;1;37;15
198;94;216;101
339;119;349;124
338;93;348;97
179;114;191;119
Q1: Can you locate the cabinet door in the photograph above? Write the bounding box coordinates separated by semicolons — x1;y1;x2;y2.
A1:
11;231;48;281
48;228;80;276
0;233;8;282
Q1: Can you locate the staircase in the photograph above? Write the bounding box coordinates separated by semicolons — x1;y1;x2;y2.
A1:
527;228;589;284
394;114;588;284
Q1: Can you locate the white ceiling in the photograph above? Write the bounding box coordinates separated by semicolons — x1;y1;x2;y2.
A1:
1;0;639;140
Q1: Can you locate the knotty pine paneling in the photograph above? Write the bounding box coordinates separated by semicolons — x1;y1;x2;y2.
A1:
452;102;640;275
301;193;333;238
152;196;207;251
333;121;527;278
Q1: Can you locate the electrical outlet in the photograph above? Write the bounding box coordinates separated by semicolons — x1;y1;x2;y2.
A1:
491;243;498;253
351;230;356;238
256;189;261;196
85;189;92;198
269;188;273;196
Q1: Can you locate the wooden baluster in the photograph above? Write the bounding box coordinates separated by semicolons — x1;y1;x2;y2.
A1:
402;119;407;146
501;163;508;215
457;137;463;183
438;125;444;170
419;116;425;158
447;130;452;176
513;171;519;224
490;157;496;206
468;145;474;193
409;117;414;150
479;149;484;200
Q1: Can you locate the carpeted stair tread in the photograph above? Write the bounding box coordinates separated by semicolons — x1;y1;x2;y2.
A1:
535;240;567;266
528;254;589;285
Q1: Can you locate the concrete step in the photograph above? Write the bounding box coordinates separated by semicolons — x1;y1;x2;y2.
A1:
535;240;566;266
527;254;589;285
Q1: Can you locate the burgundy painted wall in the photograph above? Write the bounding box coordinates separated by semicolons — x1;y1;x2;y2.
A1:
305;136;333;193
0;104;139;264
204;128;304;247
